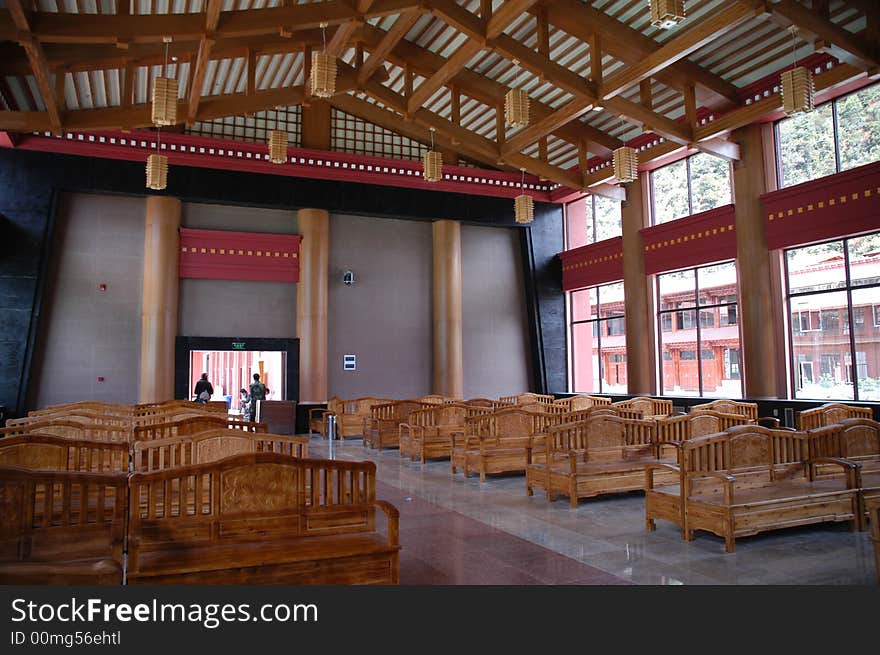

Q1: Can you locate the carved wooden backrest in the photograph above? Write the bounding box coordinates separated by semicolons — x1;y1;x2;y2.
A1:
133;430;309;472
414;403;469;429
28;401;133;418
689;411;752;438
691;399;758;420
417;395;447;405
584;416;627;457
564;395;611;411
0;435;129;473
493;409;540;441
798;403;874;430
326;397;344;414
227;419;269;433
824;419;880;464
128;454;377;567
354;397;388;416
132;416;228;442
0;466;127;567
464;398;496;408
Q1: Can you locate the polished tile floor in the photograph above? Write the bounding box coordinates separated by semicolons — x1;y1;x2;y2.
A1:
307;436;877;585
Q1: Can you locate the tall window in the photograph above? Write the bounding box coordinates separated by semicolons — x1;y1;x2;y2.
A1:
569;282;627;393
657;261;742;398
650;152;731;225
776;82;880;188
564;195;622;249
785;231;880;401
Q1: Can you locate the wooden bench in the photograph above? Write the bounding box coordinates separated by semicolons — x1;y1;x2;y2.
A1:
868;497;880;583
797;402;873;431
399;403;492;463
498;392;556;406
363;400;433;450
127;453;400;584
327;397;390;439
7;410;132;430
645;426;859;552
526;414;676;507
132;430;309;472
451;408;550;482
0;466;127;584
612;396;674;419
0;434;129;473
131;415;269;442
808;418;880;530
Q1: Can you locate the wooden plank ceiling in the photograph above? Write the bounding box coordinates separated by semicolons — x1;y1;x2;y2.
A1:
0;0;877;192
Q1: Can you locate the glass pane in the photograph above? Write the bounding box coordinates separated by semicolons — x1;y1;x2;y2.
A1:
777;102;836;187
651;159;689;224
599;281;625;306
836;82;880;172
660;309;699;396
689;153;731;213
594;195;622;241
565;196;591;249
658;268;696;303
847;232;880;287
789;291;853;400
701;341;742;400
697;261;737;304
571;287;598;322
600;345;628;394
851;286;880;401
786;241;846;294
572;321;601;393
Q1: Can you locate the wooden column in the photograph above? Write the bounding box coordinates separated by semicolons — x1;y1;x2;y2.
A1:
432;220;463;398
140;195;181;403
732;122;779;398
622;173;655;395
301;100;331;150
297;208;329;402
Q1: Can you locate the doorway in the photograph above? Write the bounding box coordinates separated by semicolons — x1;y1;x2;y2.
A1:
175;337;299;408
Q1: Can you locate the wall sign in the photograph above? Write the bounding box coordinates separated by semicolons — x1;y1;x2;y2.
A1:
232;342;246;350
343;354;356;371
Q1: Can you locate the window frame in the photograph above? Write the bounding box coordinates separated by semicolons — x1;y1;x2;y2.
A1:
649;152;732;226
568;282;626;394
783;232;880;401
655;261;743;398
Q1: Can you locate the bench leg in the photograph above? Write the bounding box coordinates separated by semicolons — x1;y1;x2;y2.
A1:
724;533;736;553
570;481;578;509
646;516;656;531
479;469;486;483
526;481;533;496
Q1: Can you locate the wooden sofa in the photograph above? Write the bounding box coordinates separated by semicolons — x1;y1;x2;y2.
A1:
132;430;309;473
326;397;389;439
0;466;127;584
363;400;432;450
797;402;874;431
451;408;550;481
126;453;400;584
398;403;490;463
645;426;860;552
526;414;677;507
0;434;129;473
612;396;674;419
808;418;879;530
309;396;343;436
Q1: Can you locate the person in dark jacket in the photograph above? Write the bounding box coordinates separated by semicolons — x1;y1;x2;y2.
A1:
193;373;214;403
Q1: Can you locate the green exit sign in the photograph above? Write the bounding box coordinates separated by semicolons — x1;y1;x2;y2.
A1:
231;342;246;350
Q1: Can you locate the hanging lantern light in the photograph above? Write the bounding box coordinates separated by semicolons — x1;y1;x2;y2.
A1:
423;127;443;182
613;146;638;183
781;28;814;117
268;129;288;164
146;154;168;190
151;38;178;126
310;23;337;98
514;169;534;225
505;60;529;128
650;0;686;29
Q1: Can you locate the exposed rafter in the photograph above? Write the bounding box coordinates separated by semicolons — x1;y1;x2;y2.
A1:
187;0;223;124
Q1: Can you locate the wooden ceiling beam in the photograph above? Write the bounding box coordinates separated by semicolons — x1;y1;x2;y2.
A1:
770;0;880;72
406;40;482;115
501;97;595;156
7;0;61;133
364;79;582;189
187;0;223;124
356;9;421;87
541;0;740;107
485;0;540;40
5;1;421;44
600;2;760;102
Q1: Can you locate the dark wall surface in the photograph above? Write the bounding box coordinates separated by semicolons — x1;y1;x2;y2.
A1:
0;147;565;418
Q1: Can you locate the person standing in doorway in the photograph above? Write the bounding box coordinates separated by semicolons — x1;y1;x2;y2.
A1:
193;373;214;403
249;373;268;422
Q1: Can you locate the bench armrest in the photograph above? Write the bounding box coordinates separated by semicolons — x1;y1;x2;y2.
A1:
756;416;781;429
691;470;736;504
806;456;861;487
644;462;681;490
373;500;400;548
308;408;330;422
